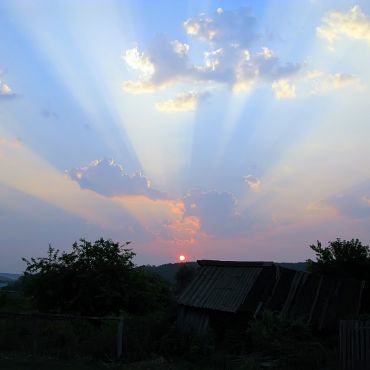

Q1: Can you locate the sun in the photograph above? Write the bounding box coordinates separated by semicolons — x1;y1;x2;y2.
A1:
179;255;186;262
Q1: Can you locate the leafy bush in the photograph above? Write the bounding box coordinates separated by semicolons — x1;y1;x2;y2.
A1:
21;239;170;316
307;238;370;281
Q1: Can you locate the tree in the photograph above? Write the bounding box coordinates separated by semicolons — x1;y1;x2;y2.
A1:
22;238;169;316
175;263;197;295
306;238;370;281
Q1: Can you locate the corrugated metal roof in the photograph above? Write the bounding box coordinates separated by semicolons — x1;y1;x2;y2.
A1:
178;264;263;312
198;260;273;267
178;260;366;330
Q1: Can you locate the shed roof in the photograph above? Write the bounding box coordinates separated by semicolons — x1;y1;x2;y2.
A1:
178;260;366;329
178;261;268;313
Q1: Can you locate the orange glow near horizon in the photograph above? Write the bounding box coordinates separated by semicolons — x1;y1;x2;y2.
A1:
179;255;186;262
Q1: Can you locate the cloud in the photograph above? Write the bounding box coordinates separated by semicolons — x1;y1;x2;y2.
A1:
182;190;248;237
0;137;22;148
65;160;256;242
306;200;337;213
123;47;155;77
184;7;257;48
122;8;303;101
112;195;204;246
243;175;261;191
272;79;296;99
122;43;302;96
113;187;254;243
326;179;370;219
253;47;301;81
0;80;15;99
155;91;210;112
122;80;157;94
280;69;359;97
122;36;197;92
234;47;302;92
68;159;164;199
312;73;359;93
328;193;370;219
305;70;323;80
317;5;370;49
1;84;11;95
163;215;201;245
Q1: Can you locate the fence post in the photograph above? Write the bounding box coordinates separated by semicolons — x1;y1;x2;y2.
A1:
32;318;39;358
116;317;124;361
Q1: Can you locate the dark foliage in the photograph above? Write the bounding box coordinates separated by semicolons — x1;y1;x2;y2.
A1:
175;263;198;295
21;238;170;316
144;262;198;284
246;312;336;370
306;238;370;281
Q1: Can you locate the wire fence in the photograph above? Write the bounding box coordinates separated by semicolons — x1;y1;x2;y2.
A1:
0;308;170;362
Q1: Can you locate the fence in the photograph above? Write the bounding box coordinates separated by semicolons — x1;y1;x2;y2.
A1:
0;312;124;361
0;310;167;362
340;319;370;370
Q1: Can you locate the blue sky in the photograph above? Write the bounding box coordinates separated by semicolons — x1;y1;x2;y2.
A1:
1;0;370;272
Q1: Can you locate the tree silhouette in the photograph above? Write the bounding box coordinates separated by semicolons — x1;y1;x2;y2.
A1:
306;238;370;281
22;238;169;316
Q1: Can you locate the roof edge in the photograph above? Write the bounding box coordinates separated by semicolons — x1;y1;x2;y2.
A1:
197;260;274;267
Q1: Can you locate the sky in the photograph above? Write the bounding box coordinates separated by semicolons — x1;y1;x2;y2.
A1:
1;0;370;272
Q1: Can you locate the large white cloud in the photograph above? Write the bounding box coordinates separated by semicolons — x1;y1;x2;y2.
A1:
122;6;363;106
317;5;370;49
68;159;164;199
122;8;303;106
122;43;302;100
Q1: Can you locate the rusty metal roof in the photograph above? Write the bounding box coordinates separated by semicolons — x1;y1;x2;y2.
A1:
178;262;264;312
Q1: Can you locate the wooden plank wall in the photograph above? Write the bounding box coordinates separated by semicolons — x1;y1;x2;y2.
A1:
340;320;370;370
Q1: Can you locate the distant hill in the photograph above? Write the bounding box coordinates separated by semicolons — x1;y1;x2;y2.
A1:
277;262;307;271
145;262;198;284
0;275;13;288
145;261;307;284
0;273;21;282
0;276;12;283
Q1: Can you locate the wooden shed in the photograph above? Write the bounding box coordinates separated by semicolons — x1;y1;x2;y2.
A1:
177;260;366;335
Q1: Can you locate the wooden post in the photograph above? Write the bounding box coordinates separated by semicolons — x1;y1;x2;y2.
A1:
116;317;124;361
32;318;39;358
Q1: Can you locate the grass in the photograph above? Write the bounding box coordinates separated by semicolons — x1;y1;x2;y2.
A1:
0;290;339;370
0;355;246;370
0;354;112;370
0;355;337;370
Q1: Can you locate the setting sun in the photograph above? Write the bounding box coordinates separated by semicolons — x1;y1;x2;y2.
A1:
179;255;186;262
